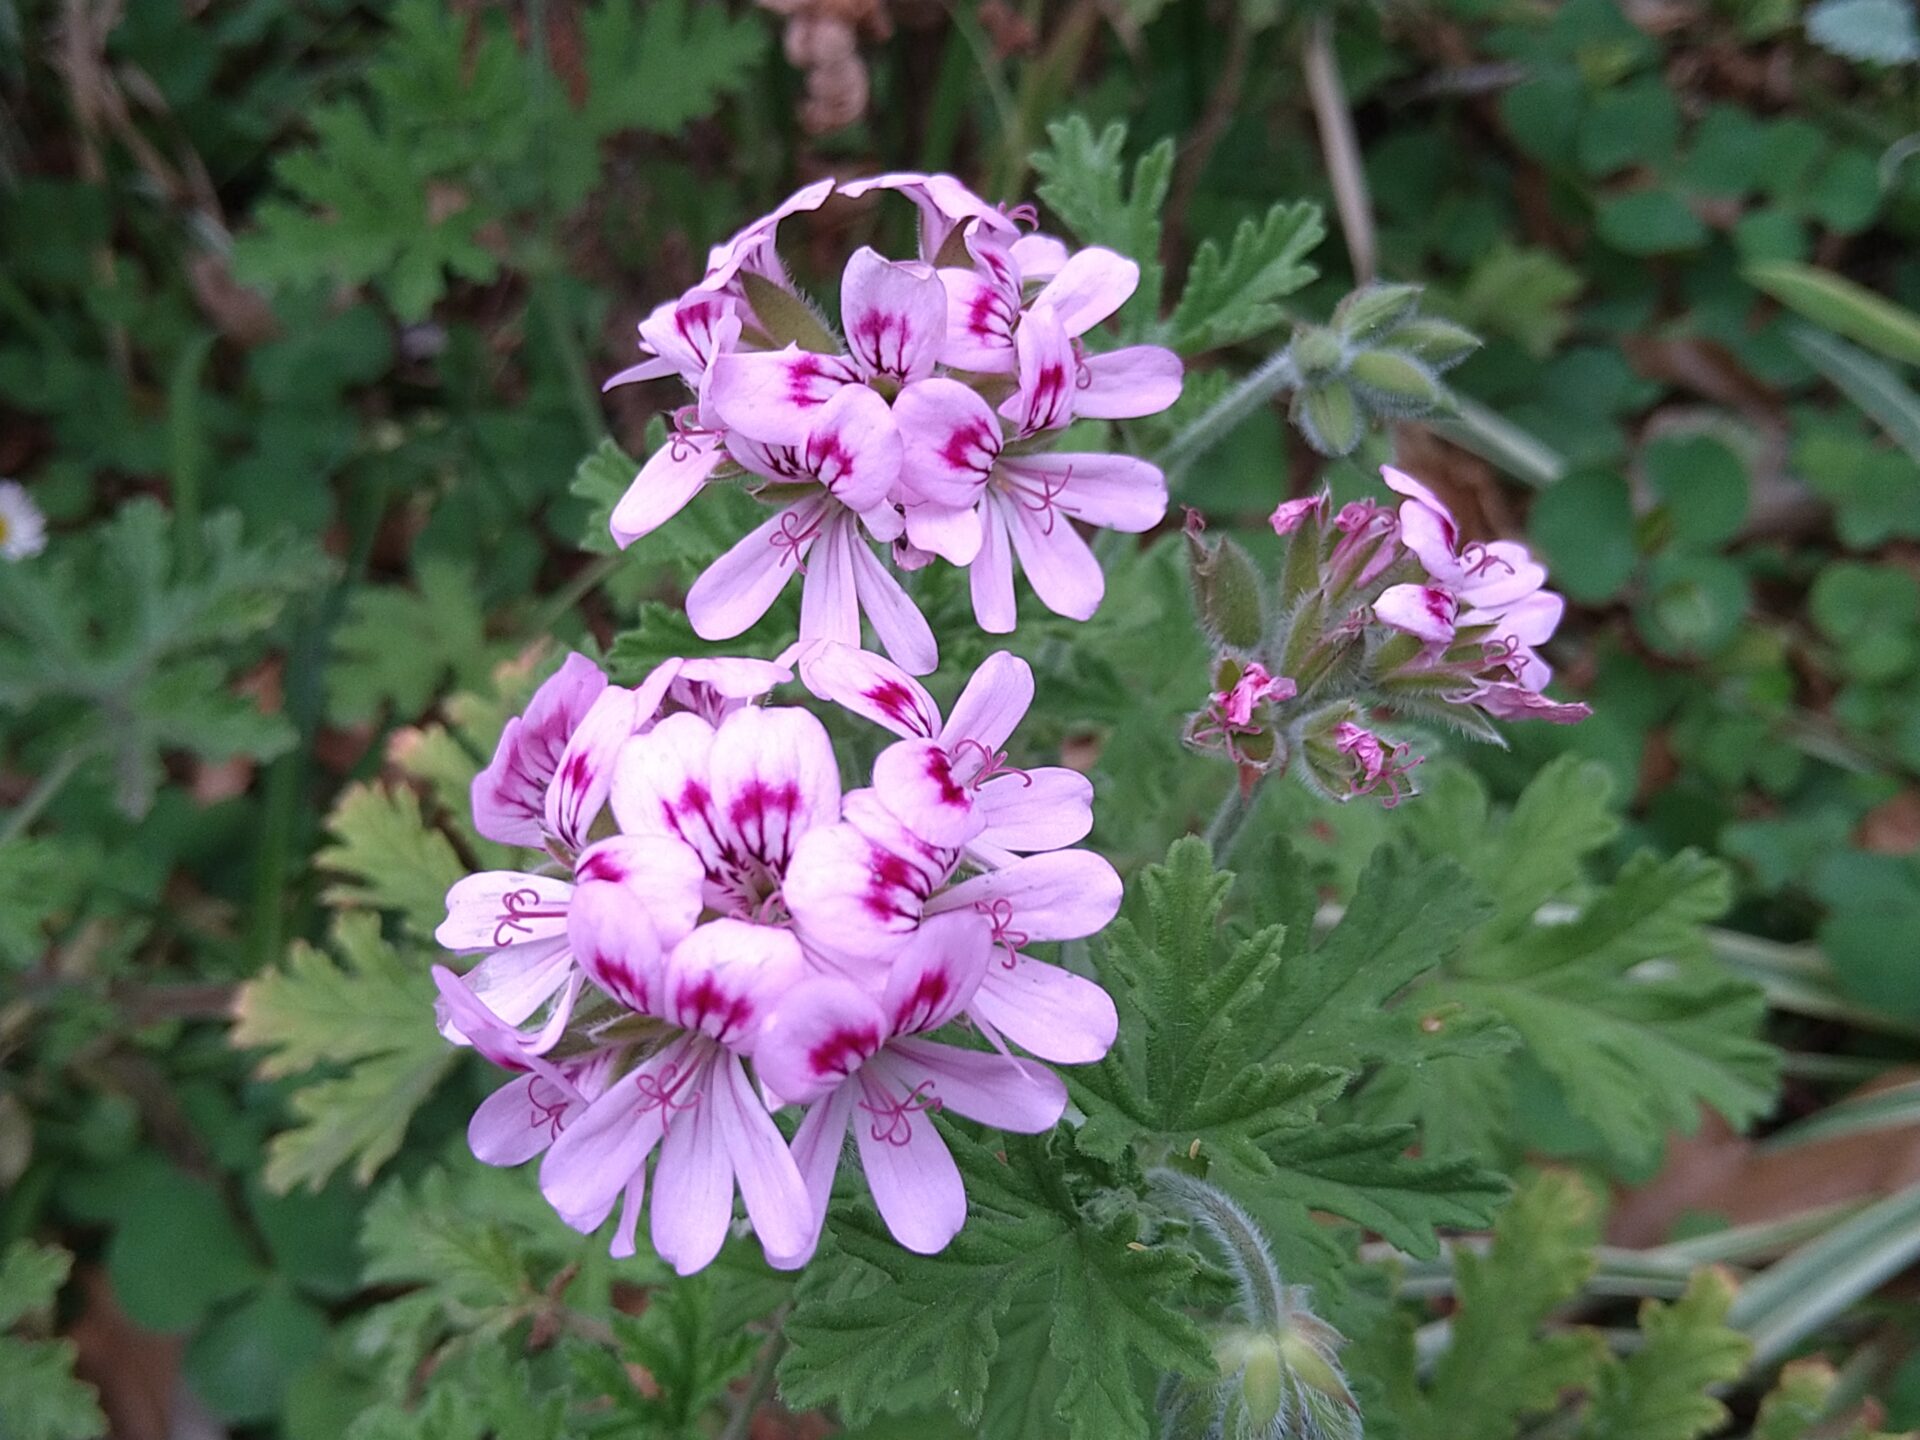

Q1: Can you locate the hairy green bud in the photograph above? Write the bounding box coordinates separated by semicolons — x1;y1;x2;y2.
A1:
1187;524;1267;651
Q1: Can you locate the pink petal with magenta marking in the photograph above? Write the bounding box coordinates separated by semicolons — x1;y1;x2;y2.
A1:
687;496;829;640
1031;246;1139;336
710;346;860;448
611;430;723;547
840;247;947;384
795;641;941;739
893;377;1002;509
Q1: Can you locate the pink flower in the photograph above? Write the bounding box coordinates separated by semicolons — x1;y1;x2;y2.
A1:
1269;494;1328;536
1373;583;1459;647
1212;662;1297;730
757;911;1067;1255
1381;466;1546;615
1331;722;1422;808
797;642;1092;865
602;177;1182;670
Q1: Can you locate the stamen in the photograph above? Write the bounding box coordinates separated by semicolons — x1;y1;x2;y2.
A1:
493;887;570;946
1459;541;1517;578
948;736;1033;790
633;1061;701;1135
974;897;1030;968
1004;463;1074;536
667;405;719;463
858;1078;943;1146
769;507;826;572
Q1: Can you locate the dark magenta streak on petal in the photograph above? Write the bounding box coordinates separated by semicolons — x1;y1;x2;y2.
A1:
894;970;949;1033
678;976;752;1040
808;1024;880;1079
577;852;626;883
940;421;995;476
729;779;800;833
866;681;933;736
861;849;921;921
926;748;967;808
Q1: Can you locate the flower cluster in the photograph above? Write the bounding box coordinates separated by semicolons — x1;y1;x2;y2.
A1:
603;172;1182;675
434;645;1119;1273
1186;464;1588;804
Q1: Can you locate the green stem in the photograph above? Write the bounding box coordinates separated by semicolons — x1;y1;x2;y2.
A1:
1158;347;1298;484
533;553;621;638
718;1306;791;1440
1202;773;1264;862
0;747;90;845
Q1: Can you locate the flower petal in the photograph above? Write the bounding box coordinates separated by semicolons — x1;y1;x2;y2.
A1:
795;641;941;739
757;975;889;1105
610;711;719;855
715;1053;816;1269
849;538;939;676
1075;345;1183;419
799;509;861;651
1003;490;1104;622
928;849;1122;941
998;302;1075;436
539;1045;680;1233
901;500;983;566
788;1082;856;1243
881;908;992;1035
872;738;985;851
568;833;708;1011
470;1074;570;1167
1001;452;1167;532
709;347;861;447
973;767;1093;856
649;1051;734;1275
938;265;1017;373
1374;583;1458;645
1031;246;1138;336
700;177;836;290
437;872;571;953
686;497;827;641
611;431;723;547
939;650;1033;756
807;383;903;512
970;502;1018;633
885;1037;1067;1132
664;919;807;1048
970;956;1118;1064
544;686;641;851
471;653;607;848
841;247;947;384
893;378;1002;508
852;1059;967;1254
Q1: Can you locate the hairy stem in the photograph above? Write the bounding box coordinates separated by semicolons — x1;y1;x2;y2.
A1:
1159;347;1299;483
1152;1169;1288;1328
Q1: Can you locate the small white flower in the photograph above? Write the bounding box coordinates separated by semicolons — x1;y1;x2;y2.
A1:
0;481;47;561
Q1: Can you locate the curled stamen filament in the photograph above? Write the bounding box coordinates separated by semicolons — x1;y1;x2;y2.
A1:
859;1079;942;1146
1460;541;1516;578
975;897;1030;968
529;1087;570;1141
948;736;1033;790
633;1061;702;1134
494;887;570;945
770;507;826;572
667;406;720;463
1003;464;1074;537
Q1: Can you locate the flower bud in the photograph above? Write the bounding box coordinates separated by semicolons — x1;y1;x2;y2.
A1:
1388;316;1481;371
1288;323;1346;379
1187;517;1267;651
1333;281;1424;342
1345;348;1444;415
1289;381;1366;457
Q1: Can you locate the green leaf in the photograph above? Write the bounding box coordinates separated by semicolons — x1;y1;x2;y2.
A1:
104;1166;262;1332
1074;841;1505;1257
0;1243;71;1330
1361;1172;1606;1440
1576;80;1679;175
579;0;769;135
1810;561;1920;683
1030;117;1173;328
1747;261;1920;366
782;1130;1212;1440
0;499;328;816
1582;1270;1749;1440
1644;435;1749;548
183;1283;331;1425
1445;850;1777;1170
1637;551;1749;658
1596;191;1708;255
0;1246;103;1440
232;912;457;1192
1529;470;1640;601
329;559;511;723
1167;202;1324;352
316;782;468;940
1788;322;1920;466
1452;244;1583;358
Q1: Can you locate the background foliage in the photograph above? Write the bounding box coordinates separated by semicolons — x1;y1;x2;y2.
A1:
5;0;1920;1436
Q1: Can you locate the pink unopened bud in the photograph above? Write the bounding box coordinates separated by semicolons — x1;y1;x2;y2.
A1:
1215;663;1297;730
1269;494;1329;536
